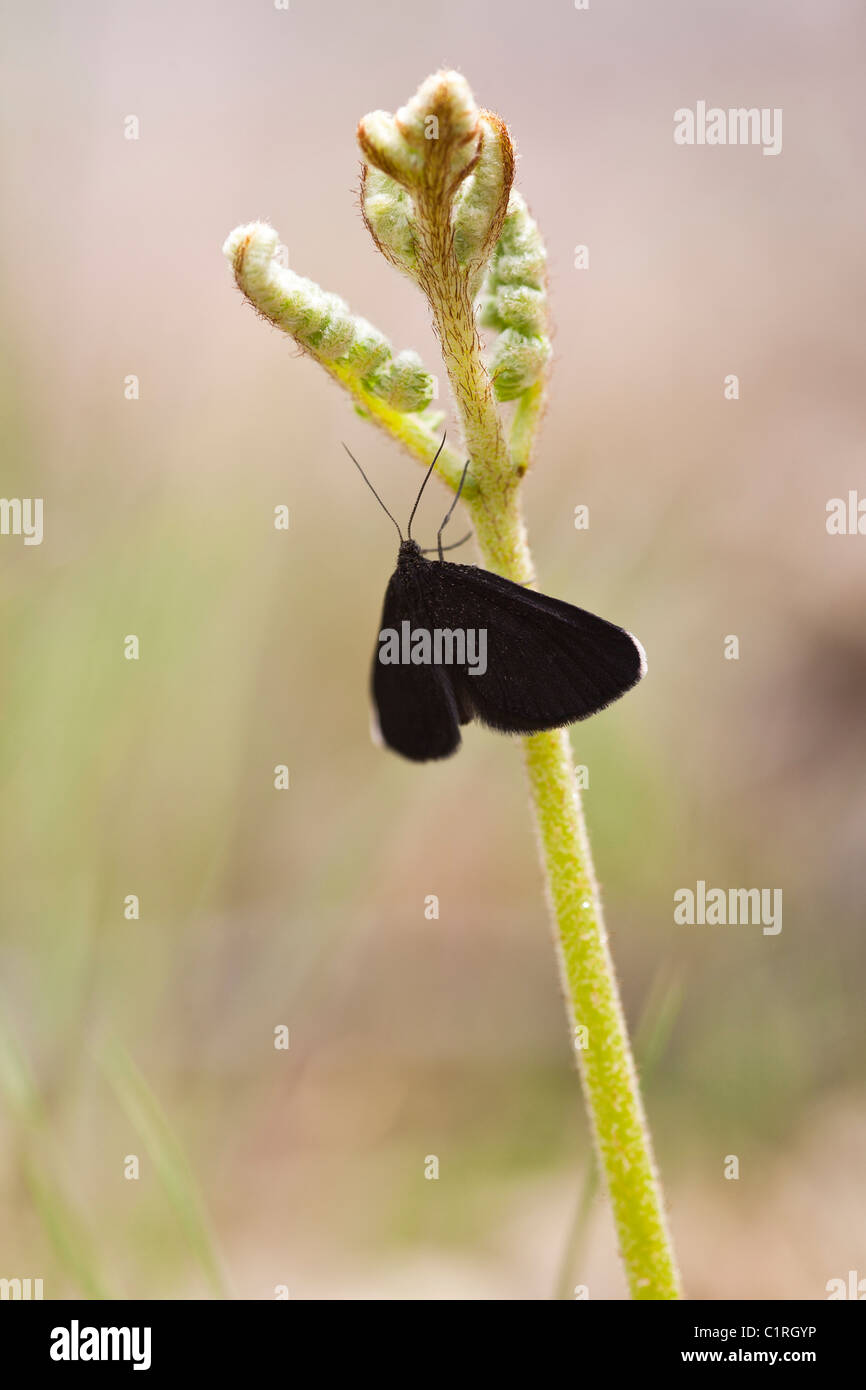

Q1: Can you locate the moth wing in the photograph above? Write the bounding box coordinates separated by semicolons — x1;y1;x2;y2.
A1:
427;562;646;734
370;567;462;762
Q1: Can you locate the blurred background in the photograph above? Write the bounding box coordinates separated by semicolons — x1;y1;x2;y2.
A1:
0;0;864;1299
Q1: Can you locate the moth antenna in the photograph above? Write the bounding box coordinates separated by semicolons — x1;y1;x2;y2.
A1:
343;443;403;541
436;457;472;561
406;433;446;541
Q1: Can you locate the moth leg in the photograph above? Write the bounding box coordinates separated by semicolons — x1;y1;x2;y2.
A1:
421;531;472;555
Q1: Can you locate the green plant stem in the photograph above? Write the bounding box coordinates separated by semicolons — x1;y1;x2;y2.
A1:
552;966;685;1300
415;192;681;1300
489;524;679;1299
461;457;681;1296
327;362;474;496
510;379;547;475
227;70;683;1298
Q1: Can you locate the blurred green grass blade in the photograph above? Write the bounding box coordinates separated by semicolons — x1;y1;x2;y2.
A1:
0;1018;111;1299
554;965;685;1300
633;965;685;1079
553;1157;600;1302
20;1159;111;1300
100;1043;229;1298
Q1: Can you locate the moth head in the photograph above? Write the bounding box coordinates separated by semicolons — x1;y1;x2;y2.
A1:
398;538;424;566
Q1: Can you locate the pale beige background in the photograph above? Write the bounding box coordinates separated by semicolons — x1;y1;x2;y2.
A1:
0;0;864;1298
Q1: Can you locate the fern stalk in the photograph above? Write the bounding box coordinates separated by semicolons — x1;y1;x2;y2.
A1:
224;69;681;1300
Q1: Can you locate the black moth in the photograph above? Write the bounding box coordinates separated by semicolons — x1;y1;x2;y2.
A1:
346;439;646;763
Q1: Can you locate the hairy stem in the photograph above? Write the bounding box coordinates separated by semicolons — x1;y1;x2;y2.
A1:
400;120;681;1299
327;362;474;495
228;66;683;1300
510;379;547;476
413;191;513;495
490;516;680;1300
